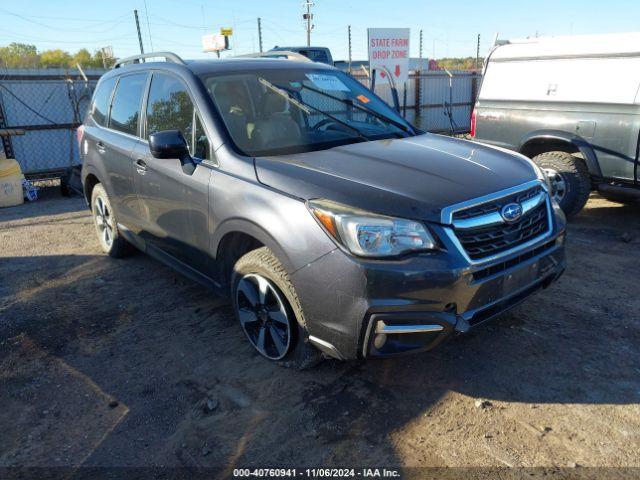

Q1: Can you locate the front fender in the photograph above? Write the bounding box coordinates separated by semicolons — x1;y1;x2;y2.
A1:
208;171;337;274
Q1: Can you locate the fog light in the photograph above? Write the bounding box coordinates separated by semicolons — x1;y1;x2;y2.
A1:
374;333;387;349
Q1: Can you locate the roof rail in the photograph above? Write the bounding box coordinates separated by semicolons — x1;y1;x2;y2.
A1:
113;51;186;69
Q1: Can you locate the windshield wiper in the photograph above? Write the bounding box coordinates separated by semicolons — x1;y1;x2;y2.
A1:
258;77;371;143
299;83;416;136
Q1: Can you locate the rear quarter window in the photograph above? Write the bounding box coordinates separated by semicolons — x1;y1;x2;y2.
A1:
90;76;117;126
109;73;148;136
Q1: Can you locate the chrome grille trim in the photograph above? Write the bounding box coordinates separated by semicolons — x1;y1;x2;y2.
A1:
441;180;554;265
453;191;546;231
440;180;546;224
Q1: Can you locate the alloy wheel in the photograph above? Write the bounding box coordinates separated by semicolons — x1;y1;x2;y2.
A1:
543;168;567;204
236;273;292;360
94;195;114;249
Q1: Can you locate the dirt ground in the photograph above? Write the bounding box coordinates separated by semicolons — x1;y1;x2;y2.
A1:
1;189;639;477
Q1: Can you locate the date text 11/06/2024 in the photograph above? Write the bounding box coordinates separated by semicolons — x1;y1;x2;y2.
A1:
232;468;401;478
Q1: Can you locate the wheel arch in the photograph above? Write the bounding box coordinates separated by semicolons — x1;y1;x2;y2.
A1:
83;172;101;205
518;130;602;178
212;219;294;292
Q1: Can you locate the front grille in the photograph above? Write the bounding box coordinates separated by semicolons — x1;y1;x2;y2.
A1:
472;239;556;282
452;186;550;261
453;185;543;220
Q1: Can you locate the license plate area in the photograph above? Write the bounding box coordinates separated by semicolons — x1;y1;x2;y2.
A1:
466;256;548;311
502;260;540;296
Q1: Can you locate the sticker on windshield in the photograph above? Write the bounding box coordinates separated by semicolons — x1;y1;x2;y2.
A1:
356;94;371;104
305;73;350;91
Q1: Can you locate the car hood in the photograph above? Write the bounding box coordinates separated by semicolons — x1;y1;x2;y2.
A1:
254;133;538;224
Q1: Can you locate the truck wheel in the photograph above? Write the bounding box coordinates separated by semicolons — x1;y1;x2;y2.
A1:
533;151;591;217
231;247;322;369
91;184;134;258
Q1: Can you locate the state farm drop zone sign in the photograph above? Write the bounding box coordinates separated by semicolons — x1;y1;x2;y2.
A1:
367;28;410;85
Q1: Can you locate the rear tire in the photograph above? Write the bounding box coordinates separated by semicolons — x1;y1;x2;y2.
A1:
231;247;322;369
91;184;134;258
533;151;591;217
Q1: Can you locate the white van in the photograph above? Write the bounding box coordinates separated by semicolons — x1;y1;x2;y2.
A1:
472;33;640;215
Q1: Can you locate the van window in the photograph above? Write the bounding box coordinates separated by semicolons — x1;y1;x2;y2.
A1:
91;76;117;126
146;73;194;141
109;74;147;136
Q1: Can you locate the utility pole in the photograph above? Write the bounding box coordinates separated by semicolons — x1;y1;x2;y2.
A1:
476;34;480;70
303;1;313;47
419;30;423;59
348;25;352;72
257;17;263;52
134;10;145;56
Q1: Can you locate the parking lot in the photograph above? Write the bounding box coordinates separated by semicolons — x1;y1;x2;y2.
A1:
1;190;639;473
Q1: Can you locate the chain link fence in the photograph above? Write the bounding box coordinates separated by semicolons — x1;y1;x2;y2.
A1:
351;70;480;133
0;69;101;180
0;67;479;181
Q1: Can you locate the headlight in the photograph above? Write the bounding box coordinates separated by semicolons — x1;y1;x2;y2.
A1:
308;199;437;257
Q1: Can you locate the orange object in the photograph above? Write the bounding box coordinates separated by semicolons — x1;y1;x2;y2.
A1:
312;208;338;238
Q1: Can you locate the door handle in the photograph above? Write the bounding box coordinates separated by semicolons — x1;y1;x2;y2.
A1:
96;141;106;153
135;158;147;175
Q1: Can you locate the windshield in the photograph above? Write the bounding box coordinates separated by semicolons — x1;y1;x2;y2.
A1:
200;68;415;157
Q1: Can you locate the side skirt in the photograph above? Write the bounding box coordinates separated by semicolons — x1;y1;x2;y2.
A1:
117;223;225;295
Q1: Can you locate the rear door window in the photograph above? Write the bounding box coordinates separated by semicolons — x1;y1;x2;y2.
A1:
109;73;147;136
91;76;117;126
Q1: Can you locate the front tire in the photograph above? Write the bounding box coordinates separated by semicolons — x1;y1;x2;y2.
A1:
231;247;322;369
532;151;591;217
91;184;134;258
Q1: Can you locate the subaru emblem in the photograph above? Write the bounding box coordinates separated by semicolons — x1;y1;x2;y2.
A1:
501;202;523;222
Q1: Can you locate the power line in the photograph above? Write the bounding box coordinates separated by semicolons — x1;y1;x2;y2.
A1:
0;84;58;124
0;28;137;45
0;8;131;34
143;0;154;52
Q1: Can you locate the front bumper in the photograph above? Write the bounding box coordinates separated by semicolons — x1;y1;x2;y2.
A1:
291;204;566;360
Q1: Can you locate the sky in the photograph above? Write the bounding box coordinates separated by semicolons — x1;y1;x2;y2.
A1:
1;0;639;61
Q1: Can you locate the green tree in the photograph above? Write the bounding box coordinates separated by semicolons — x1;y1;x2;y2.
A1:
0;43;39;68
72;48;92;67
435;57;484;72
40;49;72;68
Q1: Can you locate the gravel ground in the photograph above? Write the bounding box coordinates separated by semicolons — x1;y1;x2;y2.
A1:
0;190;639;476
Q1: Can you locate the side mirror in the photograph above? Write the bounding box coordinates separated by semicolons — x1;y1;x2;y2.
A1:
148;130;189;160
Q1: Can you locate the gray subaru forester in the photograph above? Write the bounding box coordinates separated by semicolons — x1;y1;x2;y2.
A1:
79;52;566;367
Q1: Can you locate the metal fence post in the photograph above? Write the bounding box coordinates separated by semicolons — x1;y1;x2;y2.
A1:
414;72;421;119
0;92;15;158
471;72;478;104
